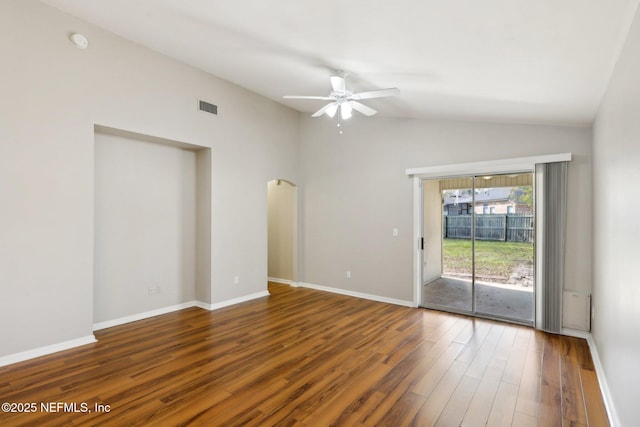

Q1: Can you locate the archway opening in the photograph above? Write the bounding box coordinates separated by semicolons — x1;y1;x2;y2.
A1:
267;179;298;286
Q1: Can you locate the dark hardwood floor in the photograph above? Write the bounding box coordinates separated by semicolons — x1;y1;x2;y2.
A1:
0;283;609;426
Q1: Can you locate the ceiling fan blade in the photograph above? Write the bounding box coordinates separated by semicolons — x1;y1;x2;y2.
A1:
311;102;338;117
351;88;399;100
350;101;377;116
283;95;334;100
330;75;346;93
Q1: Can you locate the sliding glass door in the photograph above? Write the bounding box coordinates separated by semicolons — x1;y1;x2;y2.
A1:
422;172;535;325
422;177;474;313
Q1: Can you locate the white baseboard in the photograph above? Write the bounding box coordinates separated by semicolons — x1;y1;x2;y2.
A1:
299;282;414;307
192;300;214;310
93;301;201;331
268;277;299;287
586;335;620;427
93;291;270;330
0;335;97;368
208;291;270;310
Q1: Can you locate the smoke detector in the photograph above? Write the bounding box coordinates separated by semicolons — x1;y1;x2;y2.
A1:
69;33;89;49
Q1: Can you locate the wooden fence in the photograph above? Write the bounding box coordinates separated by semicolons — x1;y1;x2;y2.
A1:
444;214;534;242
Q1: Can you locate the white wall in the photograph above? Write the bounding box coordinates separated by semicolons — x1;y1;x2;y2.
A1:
94;132;197;323
0;0;298;358
299;117;592;306
593;5;640;426
195;148;212;304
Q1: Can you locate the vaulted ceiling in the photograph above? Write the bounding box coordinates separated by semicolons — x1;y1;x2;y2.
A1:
42;0;640;125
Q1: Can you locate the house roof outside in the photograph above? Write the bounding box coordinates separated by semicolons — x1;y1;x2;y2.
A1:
443;187;513;205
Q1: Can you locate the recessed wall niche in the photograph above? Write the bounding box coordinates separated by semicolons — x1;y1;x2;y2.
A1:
93;125;211;326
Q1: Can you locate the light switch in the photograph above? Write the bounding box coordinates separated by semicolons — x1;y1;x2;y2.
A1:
392;228;399;237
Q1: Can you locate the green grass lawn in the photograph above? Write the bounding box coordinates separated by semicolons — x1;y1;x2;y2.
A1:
443;238;533;281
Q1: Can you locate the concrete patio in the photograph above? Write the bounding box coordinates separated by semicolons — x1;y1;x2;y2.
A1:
422;276;534;323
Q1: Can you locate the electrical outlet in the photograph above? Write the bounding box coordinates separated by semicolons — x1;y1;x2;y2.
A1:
233;276;240;285
393;228;399;237
148;287;155;295
346;270;351;279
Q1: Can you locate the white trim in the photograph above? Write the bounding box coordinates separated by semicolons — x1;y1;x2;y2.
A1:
208;291;270;310
299;282;415;308
405;153;572;178
0;335;97;367
93;301;201;330
268;277;300;287
412;177;423;307
586;334;621;427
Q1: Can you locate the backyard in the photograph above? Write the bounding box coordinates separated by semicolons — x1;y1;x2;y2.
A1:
442;238;534;284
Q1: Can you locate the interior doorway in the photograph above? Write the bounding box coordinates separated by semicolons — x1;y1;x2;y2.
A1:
421;172;535;325
267;179;298;286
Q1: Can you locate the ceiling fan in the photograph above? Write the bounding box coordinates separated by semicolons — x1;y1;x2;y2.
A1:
283;73;399;120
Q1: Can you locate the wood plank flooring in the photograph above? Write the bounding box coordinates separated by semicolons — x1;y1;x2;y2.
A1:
0;283;609;426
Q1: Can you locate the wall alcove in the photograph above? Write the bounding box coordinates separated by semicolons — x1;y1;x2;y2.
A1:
93;125;212;328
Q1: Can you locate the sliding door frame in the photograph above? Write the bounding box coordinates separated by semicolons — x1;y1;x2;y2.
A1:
407;153;572;327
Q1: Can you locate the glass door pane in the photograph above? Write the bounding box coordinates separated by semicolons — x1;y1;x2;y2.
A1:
422;177;474;313
473;173;534;323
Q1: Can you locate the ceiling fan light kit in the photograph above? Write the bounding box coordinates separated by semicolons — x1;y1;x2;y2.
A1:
341;102;352;120
325;103;338;118
283;73;399;132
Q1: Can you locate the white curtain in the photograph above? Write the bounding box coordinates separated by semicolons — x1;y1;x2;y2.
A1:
535;161;568;333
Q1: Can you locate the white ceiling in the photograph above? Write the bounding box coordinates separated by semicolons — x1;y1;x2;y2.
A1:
42;0;639;126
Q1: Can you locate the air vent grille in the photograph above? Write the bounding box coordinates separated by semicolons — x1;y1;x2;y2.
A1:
199;100;218;115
